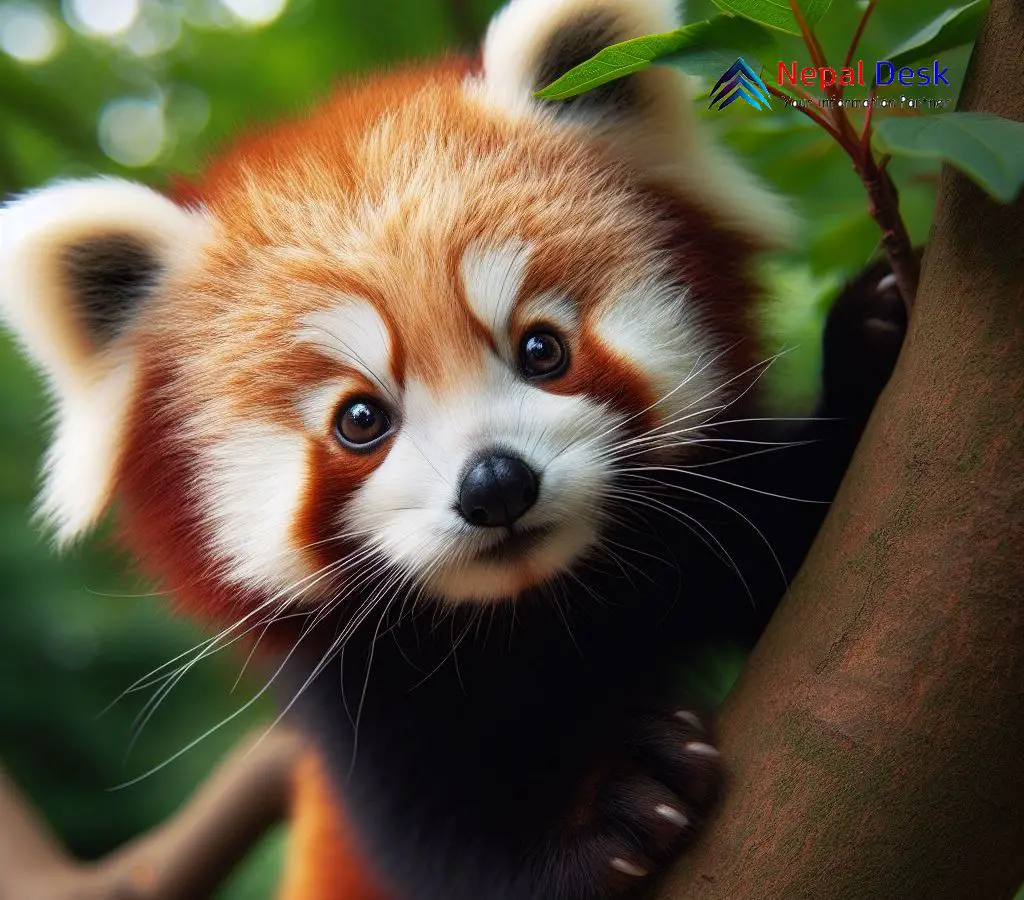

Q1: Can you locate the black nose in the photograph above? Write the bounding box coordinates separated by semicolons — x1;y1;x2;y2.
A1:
458;453;539;528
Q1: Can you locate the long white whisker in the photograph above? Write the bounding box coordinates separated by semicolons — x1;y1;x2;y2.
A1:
617;473;789;587
108;605;332;790
603;486;753;603
620;467;828;504
123;554;360;755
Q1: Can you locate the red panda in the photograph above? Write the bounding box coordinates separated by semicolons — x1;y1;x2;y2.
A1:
0;0;906;898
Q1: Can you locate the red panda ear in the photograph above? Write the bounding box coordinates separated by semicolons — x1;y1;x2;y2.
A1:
477;0;796;247
0;177;211;545
479;0;680;122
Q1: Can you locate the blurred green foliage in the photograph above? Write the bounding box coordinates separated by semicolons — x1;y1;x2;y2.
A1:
0;0;974;896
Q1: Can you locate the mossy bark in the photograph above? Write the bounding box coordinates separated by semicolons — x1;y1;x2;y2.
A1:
657;2;1024;897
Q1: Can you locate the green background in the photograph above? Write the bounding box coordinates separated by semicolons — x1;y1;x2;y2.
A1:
0;1;975;896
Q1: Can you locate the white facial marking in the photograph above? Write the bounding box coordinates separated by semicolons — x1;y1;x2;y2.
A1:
297;298;396;397
199;423;312;591
297;377;365;434
344;353;617;603
593;277;723;429
520;290;578;336
334;270;723;606
460;239;532;352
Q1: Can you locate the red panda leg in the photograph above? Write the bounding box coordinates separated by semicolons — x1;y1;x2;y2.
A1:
278;752;394;900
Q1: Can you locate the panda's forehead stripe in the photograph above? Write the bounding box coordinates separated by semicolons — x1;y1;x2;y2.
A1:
296;298;398;397
460;239;533;350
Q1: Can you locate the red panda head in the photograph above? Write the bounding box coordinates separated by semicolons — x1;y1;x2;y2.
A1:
0;0;792;620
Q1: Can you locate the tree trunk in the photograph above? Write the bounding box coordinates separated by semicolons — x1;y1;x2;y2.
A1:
656;2;1024;898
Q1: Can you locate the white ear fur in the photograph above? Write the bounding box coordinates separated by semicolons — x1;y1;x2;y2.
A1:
479;0;680;115
38;355;139;546
476;0;796;246
0;177;211;543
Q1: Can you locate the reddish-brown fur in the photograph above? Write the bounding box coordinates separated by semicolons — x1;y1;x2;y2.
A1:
278;754;392;900
119;58;757;622
112;55;763;898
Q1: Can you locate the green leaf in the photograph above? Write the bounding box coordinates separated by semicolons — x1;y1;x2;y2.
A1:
534;31;685;100
534;15;775;101
884;0;988;70
659;15;777;81
873;113;1024;203
708;0;831;36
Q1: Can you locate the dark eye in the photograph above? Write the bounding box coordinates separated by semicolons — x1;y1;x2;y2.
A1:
518;330;568;379
335;398;393;450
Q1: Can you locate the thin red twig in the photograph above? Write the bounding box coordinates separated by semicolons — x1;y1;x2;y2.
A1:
843;0;878;83
788;0;859;145
765;84;847;143
786;0;918;312
789;0;828;74
860;86;879;156
789;2;839;102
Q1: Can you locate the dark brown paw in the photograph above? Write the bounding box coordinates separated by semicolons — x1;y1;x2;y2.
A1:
821;254;912;420
600;710;719;893
541;710;720;898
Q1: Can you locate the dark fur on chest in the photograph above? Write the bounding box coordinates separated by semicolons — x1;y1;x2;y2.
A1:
277;423;840;900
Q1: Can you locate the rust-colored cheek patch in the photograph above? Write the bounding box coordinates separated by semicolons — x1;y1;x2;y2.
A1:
293;437;386;577
546;321;660;438
115;363;264;626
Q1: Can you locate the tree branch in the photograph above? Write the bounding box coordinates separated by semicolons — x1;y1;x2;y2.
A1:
857;160;921;308
655;1;1024;896
0;726;304;900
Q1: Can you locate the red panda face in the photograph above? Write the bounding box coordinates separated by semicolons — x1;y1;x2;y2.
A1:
291;237;719;604
1;0;792;619
134;86;730;608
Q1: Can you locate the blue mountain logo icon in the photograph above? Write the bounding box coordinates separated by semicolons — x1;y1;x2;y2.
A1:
709;58;771;111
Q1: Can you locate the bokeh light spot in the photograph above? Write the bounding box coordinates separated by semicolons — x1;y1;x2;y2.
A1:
221;0;288;27
167;84;212;138
123;3;182;57
0;2;61;64
98;97;166;168
66;0;139;37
